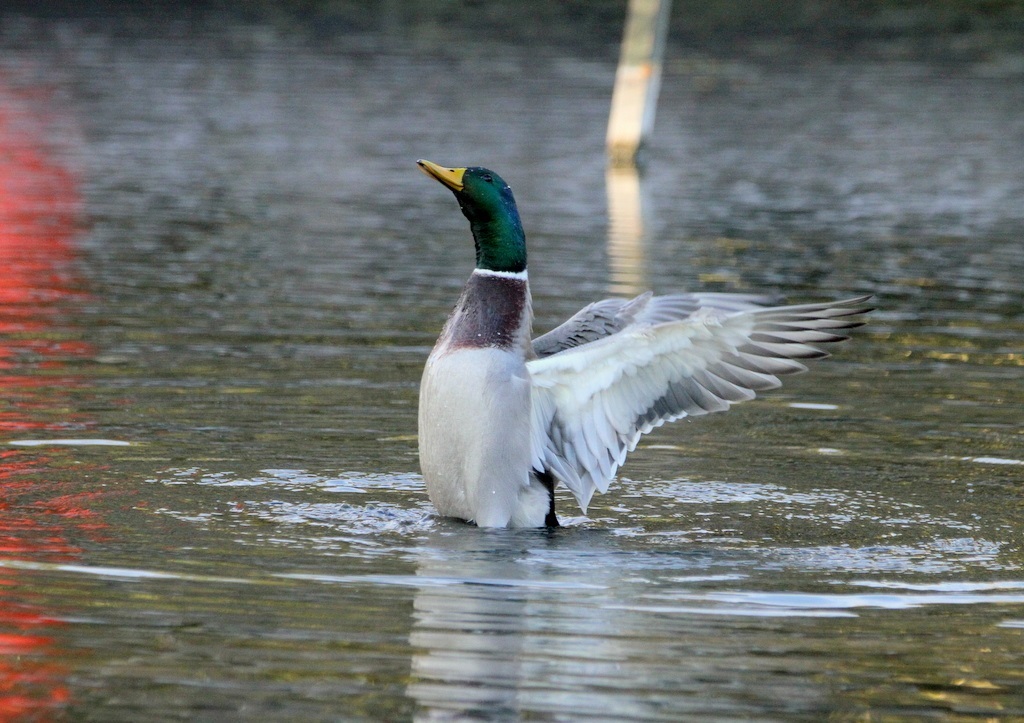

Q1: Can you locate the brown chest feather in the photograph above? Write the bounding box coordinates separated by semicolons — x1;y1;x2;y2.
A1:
440;273;531;351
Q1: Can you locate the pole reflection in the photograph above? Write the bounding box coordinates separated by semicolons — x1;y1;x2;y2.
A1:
605;164;649;296
0;76;94;717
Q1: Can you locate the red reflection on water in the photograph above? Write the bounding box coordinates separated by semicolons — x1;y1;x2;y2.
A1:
0;76;93;717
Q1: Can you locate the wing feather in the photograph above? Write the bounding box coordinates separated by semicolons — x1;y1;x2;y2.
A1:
727;350;809;375
532;292;776;357
529;295;871;511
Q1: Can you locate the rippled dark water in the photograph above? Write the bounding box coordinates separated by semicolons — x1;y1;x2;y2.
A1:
1;6;1023;720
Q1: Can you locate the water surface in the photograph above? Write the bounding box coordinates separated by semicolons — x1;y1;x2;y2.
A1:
1;7;1023;720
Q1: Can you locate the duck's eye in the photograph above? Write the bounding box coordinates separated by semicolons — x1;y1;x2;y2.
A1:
482;174;493;183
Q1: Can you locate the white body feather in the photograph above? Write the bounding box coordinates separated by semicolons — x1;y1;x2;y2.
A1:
419;348;539;527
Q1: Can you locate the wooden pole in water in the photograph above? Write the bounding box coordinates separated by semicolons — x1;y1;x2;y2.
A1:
606;0;672;166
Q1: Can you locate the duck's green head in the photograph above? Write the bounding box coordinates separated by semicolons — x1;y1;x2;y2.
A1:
417;159;526;274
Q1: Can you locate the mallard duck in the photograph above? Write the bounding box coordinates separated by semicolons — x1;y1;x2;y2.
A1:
416;159;870;529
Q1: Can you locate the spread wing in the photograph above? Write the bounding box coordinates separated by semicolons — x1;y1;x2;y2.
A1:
531;292;778;358
528;295;872;511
